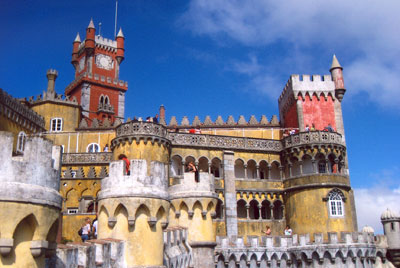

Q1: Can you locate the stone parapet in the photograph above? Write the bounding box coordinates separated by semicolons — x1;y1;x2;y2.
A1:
62;152;113;165
169;173;217;199
169;133;283;152
52;239;125;268
0;132;62;208
163;227;193;268
215;232;390;267
98;159;169;200
0;89;45;132
283;131;345;150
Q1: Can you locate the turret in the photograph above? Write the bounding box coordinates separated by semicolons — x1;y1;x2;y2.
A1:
71;33;81;67
159;104;166;125
46;69;58;96
381;208;400;266
116;28;125;64
330;54;346;102
84;19;95;55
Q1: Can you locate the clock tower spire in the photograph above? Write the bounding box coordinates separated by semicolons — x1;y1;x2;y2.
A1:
65;19;128;124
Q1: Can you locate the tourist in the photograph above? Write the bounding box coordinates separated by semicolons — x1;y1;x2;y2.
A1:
195;126;201;134
119;154;130;175
189;128;196;134
305;125;310;132
103;144;109;152
153;114;159;123
186;162;197;173
91;216;98;239
289;129;296;135
81;217;91;242
324;123;334;132
311;123;316;131
262;225;271;235
284;225;292;236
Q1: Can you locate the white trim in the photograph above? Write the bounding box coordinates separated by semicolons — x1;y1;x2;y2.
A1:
50;118;63;132
87;143;100;153
16;131;26;152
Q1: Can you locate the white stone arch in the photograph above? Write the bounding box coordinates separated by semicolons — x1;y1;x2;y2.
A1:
302;154;314;174
270;161;281;180
198;156;209;173
247;159;257;179
237;199;247;219
234;158;245;178
259;160;269;179
87;142;100;153
16;131;26;153
171;154;183;176
211;157;222;178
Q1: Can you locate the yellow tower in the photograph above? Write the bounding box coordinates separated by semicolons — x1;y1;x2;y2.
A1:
0;132;62;267
97;121;170;267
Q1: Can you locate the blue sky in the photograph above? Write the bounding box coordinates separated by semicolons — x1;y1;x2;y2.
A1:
1;0;399;233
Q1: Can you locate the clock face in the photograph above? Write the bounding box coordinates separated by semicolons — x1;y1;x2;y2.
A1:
79;56;85;71
96;54;113;70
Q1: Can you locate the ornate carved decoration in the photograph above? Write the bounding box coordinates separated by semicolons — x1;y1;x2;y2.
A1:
62;152;112;165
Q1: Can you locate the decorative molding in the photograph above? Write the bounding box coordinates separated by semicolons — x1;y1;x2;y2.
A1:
283;131;345;150
62;152;112;165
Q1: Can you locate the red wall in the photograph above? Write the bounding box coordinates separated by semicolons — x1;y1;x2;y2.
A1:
89;85;120;122
283;102;299;129
301;94;336;131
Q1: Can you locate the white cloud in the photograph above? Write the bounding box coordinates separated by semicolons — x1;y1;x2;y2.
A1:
180;0;400;109
354;187;400;234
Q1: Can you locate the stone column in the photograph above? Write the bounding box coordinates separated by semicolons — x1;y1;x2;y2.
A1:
181;161;185;175
208;161;211;174
245;204;250;220
279;166;284;179
288;164;293;177
258;204;262;219
296;98;305;131
244;164;248;179
312;160;317;173
299;161;303;175
223;151;238;237
256;165;260;179
267;166;271;180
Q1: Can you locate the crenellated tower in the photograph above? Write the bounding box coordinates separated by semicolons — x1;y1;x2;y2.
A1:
279;57;357;236
0;132;62;267
65;19;127;124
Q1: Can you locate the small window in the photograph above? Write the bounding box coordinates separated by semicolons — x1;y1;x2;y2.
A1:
318;161;326;173
71;170;77;178
328;191;344;216
67;208;79;214
50;118;63;132
87;143;100;153
16;131;26;153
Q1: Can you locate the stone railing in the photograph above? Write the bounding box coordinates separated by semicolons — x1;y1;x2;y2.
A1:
97;103;114;113
283;131;345;149
116;121;168;138
215;232;389;267
62;152;112;165
169;133;283;152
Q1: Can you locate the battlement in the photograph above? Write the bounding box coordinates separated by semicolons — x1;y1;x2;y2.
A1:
167;114;279;127
52;238;125;267
77;117;121;129
46;69;58;76
0;131;62;208
98;159;169;200
77;35;118;53
169;172;217;199
65;71;128;94
27;92;78;106
215;232;389;267
163;227;193;268
0;89;45;132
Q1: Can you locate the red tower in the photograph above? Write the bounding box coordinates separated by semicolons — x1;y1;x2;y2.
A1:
65;19;127;124
278;55;346;139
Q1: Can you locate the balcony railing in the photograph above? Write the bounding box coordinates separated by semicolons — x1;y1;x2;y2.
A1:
97;103;114;113
62;152;112;165
283;131;345;149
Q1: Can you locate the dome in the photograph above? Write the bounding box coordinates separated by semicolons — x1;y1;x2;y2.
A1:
362;225;374;234
381;208;399;220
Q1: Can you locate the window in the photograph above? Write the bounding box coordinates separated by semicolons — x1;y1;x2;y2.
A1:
87;143;100;153
16;131;26;153
318;161;326;173
67;208;79;214
50;118;63;132
327;189;345;216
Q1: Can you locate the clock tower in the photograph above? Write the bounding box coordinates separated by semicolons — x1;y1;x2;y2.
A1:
66;19;127;124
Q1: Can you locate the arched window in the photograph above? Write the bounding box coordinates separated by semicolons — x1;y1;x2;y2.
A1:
87;143;100;153
302;155;313;174
16;131;26;153
237;200;247;218
105;96;110;104
270;162;281;180
273;200;284;220
261;200;271;219
291;157;300;176
171;155;182;176
211;158;222;178
259;160;268;179
234;159;245;178
198;157;209;173
215;199;224;219
249;200;260;219
326;189;345;216
99;95;104;104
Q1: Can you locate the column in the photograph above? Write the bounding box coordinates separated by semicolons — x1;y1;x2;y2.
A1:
267;166;271;180
312;160;317;173
258;204;262;219
299;160;303;175
256;165;260;179
245;204;250;220
223;151;238;237
296;98;305;131
181;161;185;175
208;161;211;174
244;164;248;179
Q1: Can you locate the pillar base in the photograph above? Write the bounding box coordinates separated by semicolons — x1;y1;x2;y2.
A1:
190;241;217;268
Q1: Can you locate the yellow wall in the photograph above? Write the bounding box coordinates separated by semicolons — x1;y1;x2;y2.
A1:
31;102;80;132
62;214;97;242
0;202;59;267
